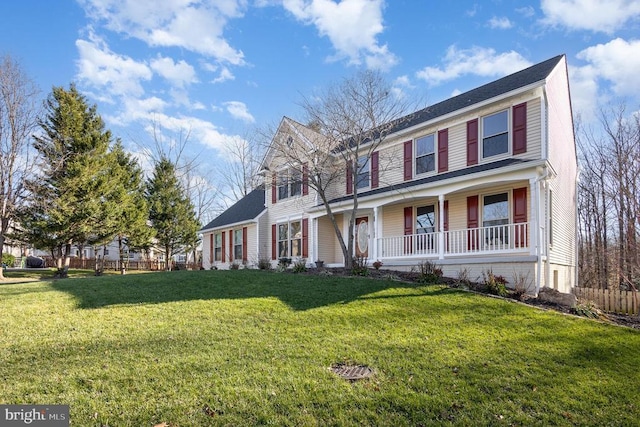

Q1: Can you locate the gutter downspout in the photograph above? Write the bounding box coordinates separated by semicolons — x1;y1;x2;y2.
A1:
574;168;581;289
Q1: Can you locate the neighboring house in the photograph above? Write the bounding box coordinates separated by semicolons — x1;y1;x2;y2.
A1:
201;55;577;295
200;186;267;269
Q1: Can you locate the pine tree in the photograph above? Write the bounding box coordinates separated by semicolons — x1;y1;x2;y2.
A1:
146;157;199;270
19;84;114;276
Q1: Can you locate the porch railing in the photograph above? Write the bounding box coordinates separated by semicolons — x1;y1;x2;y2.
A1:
377;222;529;258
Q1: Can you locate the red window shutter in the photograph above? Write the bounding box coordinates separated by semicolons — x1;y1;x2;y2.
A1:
404;206;413;254
209;234;213;264
346;160;353;195
467;119;478;166
403;140;412;181
302;218;309;258
229;229;234;262
438;129;449;173
467;195;479;250
271;224;277;260
513;103;527;154
371;151;379;188
242;227;248;262
443;200;449;231
221;231;226;263
302;163;309;195
513;187;528;248
271;173;277;204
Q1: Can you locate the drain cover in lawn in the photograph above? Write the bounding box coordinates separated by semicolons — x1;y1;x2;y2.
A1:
330;363;373;381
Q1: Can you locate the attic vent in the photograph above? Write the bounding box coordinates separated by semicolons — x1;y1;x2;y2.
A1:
286;136;293;147
330;363;374;381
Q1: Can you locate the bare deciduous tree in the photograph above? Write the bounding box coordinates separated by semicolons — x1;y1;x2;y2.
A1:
0;55;40;279
269;70;416;269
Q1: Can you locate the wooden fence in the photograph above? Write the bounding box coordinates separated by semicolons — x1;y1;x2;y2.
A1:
41;257;200;272
573;287;639;315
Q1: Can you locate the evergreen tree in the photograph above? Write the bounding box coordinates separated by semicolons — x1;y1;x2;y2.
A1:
19;84;114;276
146;157;199;270
97;141;154;274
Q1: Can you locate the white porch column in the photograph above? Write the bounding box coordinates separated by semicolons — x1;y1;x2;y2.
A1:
438;194;445;260
372;206;379;261
312;217;318;264
529;177;540;257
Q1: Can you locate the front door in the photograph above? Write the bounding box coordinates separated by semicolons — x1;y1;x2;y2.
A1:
355;216;369;258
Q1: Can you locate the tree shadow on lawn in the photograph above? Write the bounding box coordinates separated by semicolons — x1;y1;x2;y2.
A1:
50;269;458;311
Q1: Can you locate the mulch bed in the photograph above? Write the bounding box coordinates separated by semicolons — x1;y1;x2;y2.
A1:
298;267;640;330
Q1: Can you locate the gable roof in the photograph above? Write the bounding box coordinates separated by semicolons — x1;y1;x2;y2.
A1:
389;54;564;136
200;186;265;232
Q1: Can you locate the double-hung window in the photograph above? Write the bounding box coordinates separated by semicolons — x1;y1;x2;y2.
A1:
233;229;243;261
278;221;302;257
277;171;289;200
290;170;302;197
356;156;370;189
415;134;435;175
416;205;436;251
214;233;222;261
482;110;509;158
483;193;509;244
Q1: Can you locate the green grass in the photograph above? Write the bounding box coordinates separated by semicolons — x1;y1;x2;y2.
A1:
1;270;638;426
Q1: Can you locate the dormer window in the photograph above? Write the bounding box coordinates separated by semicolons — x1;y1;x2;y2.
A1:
482;110;509;158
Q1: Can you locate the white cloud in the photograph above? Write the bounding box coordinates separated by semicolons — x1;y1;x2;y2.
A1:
416;46;532;87
516;6;536;17
282;0;397;70
576;38;640;95
224;101;255;123
150;55;197;88
540;0;640;33
78;0;247;64
488;16;513;29
212;67;235;84
75;33;152;99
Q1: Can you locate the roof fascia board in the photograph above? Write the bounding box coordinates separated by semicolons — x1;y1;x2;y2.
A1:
389;81;546;141
200;217;260;234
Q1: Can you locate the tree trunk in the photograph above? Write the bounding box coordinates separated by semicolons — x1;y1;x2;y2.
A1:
118;236;126;275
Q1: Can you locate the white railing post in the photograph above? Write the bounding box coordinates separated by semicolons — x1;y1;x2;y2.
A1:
438;194;445;259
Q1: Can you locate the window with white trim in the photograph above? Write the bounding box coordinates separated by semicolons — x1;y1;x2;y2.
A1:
483;192;509;244
214;233;222;261
277;169;302;200
278;221;302;258
233;229;243;260
482;110;509;158
356;156;370;189
416;205;436;251
415;134;435;175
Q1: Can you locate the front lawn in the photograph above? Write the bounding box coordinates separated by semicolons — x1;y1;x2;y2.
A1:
1;270;638;426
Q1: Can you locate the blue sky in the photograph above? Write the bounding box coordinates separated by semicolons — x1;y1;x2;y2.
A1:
1;0;639;189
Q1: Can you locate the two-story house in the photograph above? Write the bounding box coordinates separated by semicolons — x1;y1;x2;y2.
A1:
201;54;577;295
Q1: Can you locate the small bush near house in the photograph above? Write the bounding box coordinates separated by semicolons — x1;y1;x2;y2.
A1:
417;260;443;284
482;269;508;296
257;257;272;270
453;268;471;288
278;257;292;268
372;260;383;270
292;259;307;273
511;270;532;300
351;257;369;276
229;262;240;270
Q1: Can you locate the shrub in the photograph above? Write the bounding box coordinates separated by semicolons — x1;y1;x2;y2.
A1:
229;262;240;270
482;270;508;296
292;259;307;273
453;268;471;288
278;257;292;268
511;270;532;299
2;253;16;268
372;260;383;270
257;257;272;270
417;260;443;284
351;257;369;276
